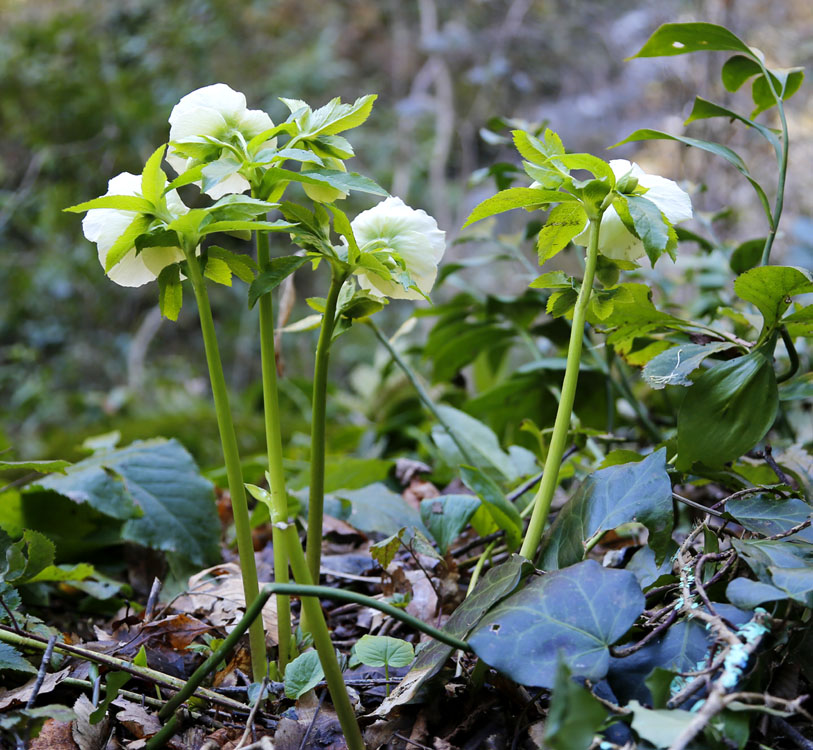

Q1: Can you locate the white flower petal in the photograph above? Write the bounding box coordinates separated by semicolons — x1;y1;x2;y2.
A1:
595;206;646;261
237;108;275;138
637;174;693;224
169;84;247;127
169;104;229;143
205;172;251;199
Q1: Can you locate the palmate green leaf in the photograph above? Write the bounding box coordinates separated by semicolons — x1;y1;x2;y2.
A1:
685;96;781;154
64;195;153;214
141;145;168;204
544;660;607;750
642;341;736;390
283;94;377;138
734;265;813;331
539;449;673;569
677;349;778;471
420;495;481;555
208;194;279;220
630;22;754;58
284;650;324;699
157;265;182;321
0;459;71;475
33;439;220;566
353;635;414;669
373;556;529;716
468;560;645;687
512;129;565;167
247;256;310;308
613;129;772;224
536;204;587;263
462;188;575;228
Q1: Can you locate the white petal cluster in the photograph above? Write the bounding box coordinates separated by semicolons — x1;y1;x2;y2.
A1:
167;83;274;198
81;173;187;287
574;159;692;261
350;197;445;300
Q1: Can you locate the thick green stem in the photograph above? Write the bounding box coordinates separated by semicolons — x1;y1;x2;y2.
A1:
255;229;292;672
306;266;348;583
183;244;267;682
519;217;601;561
369;319;476;465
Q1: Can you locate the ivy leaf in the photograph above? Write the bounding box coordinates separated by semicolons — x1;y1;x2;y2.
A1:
539;449;673;569
726;494;813;543
734;265;813;331
469;560;645;687
420;495;481;555
677;350;778;471
353;635;414;669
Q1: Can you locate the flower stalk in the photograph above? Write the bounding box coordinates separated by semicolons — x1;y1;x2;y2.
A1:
519;215;603;561
182;241;267;682
255;228;293;672
305;264;349;583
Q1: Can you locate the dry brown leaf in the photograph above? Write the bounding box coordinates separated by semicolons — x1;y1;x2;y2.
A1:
72;694;111;750
174;563;278;644
30;719;78;750
0;668;70;710
404;568;438;623
402;478;440;510
114;699;161;739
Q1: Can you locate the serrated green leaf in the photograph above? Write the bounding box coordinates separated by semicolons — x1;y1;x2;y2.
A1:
157;265;182;321
248;256;310;308
462;188;575;228
319;94;377;135
104;214;153;272
539;449;674;569
558;153;615;185
469;560;645;687
677;350;779;471
284;650;324;699
0;643;37;674
206;246;257;283
536;204;587;262
529;271;573;289
631;22;753;58
547;288;578;318
734;265;813;330
203;256;232;287
353;635;414;669
0;460;71;475
64;195;153;214
141;145;168;204
370;531;403;570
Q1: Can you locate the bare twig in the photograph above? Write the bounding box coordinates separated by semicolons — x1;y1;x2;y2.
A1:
144;577;163;622
298;690;326;750
25;635;57;709
235;678;269;749
611;608;679;658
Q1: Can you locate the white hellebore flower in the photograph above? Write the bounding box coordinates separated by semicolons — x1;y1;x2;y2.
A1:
82;172;187;287
573;159;692;262
350;197;446;300
167;83;274;198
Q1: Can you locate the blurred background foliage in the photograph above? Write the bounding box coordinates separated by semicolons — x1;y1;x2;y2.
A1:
1;0;811;475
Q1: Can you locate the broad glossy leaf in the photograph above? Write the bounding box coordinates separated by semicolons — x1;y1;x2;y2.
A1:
613;129;771;222
539;449;673;569
469;560;644;687
722;55;763;92
420;495;481;554
726;494;813;543
462;188;574;228
642;341;735;389
732;538;813;582
247;256;310;308
734;265;813;330
631;22;753;58
544;660;607;750
536;203;587;262
726;578;788;609
676;350;778;471
627;701;696;749
460;466;522;550
767;566;813;607
33;439;220;566
329;483;427;537
433;405;518;480
284;650;324;699
730;238;766;274
374;556;529;715
353;635;414;668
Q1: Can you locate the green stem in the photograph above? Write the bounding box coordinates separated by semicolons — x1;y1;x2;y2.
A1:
306;265;348;583
519;217;601;561
776;325;799;384
761;86;790;266
255;228;292;672
466;540;496;596
369;319;477;465
183;243;267;682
